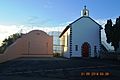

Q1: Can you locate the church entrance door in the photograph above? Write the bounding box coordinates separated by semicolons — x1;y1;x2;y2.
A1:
81;42;90;57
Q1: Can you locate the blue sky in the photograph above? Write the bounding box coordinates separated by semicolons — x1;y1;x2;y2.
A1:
0;0;119;26
0;0;120;46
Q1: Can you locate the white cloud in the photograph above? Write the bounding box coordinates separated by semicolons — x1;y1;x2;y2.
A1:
0;24;66;45
0;25;20;45
96;19;115;50
96;19;107;26
95;18;116;40
0;18;116;48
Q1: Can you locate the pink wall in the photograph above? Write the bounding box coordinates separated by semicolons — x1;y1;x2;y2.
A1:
0;30;53;63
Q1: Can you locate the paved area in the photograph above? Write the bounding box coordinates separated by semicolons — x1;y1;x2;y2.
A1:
0;57;120;80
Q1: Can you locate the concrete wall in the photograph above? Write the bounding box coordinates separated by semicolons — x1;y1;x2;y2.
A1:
0;30;53;63
100;52;119;60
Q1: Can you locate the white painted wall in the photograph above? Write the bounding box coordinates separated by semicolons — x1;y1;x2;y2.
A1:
71;17;100;57
60;28;70;58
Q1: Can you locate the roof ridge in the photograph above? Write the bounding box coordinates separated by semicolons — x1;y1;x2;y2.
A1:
59;16;102;38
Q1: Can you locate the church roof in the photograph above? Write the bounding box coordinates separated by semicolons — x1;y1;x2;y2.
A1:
59;16;103;38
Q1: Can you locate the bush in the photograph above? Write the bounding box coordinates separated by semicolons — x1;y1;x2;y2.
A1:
0;33;22;53
53;53;60;57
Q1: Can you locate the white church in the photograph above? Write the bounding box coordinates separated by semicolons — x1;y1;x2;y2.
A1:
59;6;103;58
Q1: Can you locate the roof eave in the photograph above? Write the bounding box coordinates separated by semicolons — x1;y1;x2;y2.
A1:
59;16;103;38
59;25;70;38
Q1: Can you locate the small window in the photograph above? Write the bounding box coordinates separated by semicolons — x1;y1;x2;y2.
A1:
75;45;78;51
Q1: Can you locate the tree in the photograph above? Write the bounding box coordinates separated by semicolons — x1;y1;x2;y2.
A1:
105;19;113;43
105;17;120;51
0;33;22;53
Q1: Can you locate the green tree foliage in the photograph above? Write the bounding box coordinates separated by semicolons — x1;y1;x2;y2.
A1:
105;17;120;51
0;33;22;53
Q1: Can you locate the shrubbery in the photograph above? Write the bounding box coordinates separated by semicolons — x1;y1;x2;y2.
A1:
0;33;22;53
53;53;60;57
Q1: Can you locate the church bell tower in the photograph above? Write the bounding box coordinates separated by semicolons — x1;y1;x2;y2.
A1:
82;6;89;17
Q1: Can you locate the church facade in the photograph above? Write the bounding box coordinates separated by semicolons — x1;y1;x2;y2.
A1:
59;6;103;58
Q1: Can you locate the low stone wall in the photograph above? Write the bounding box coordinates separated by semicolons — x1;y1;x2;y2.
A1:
0;53;20;63
0;54;53;63
117;54;120;60
21;54;53;57
100;52;120;60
